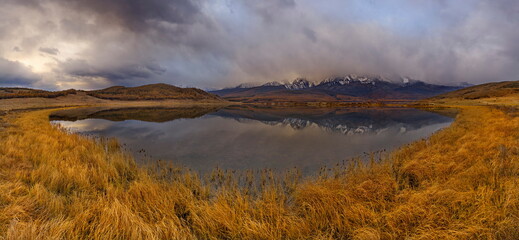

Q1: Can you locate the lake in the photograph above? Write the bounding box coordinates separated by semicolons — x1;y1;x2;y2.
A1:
50;106;454;174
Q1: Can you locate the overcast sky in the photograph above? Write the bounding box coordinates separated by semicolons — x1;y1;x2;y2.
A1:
0;0;518;90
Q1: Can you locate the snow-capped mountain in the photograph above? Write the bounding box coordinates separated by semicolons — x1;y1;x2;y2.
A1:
209;75;464;102
284;78;315;90
235;83;260;88
318;75;379;86
262;81;283;87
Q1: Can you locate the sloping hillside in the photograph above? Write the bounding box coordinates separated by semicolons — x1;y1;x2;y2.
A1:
87;83;222;101
430;80;519;100
0;88;76;99
0;84;222;102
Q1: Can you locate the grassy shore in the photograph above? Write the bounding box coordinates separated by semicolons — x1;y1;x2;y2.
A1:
0;103;518;239
0;92;231;112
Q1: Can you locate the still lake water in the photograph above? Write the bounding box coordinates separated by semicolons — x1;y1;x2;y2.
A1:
51;106;454;174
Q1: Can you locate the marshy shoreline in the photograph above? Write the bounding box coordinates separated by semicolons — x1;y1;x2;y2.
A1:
0;100;518;239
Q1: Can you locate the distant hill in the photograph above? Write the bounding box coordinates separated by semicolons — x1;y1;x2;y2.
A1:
0;88;76;99
0;83;222;102
87;83;222;101
210;75;462;102
429;81;519;100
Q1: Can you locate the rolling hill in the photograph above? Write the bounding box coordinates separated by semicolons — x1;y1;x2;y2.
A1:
0;83;222;101
86;83;222;101
0;88;77;99
429;80;519;100
210;75;463;102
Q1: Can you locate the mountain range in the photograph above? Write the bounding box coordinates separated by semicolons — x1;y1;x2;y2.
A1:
210;75;465;102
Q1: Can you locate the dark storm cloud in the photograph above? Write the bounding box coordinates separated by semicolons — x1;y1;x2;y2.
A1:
39;47;59;55
4;0;42;8
52;0;201;32
45;0;205;88
302;28;318;43
0;58;39;86
1;0;519;89
59;58;166;85
243;0;297;22
218;0;519;85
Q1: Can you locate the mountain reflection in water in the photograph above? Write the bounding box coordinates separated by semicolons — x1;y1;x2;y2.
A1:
51;106;454;174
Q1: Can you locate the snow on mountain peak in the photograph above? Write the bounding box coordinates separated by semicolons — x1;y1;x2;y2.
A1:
228;75;431;90
319;75;381;86
284;78;315;90
398;77;424;86
262;81;283;87
235;83;260;88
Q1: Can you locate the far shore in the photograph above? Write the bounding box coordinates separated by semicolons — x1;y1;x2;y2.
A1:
0;92;233;111
1;91;425;112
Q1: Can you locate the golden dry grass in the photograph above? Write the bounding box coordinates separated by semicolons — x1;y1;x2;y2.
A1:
0;104;518;239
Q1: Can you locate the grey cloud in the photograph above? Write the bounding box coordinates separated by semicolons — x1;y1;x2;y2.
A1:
302;28;317;43
0;58;39;86
39;47;59;55
2;0;519;89
5;0;42;8
60;58;166;85
51;0;201;32
216;0;519;85
243;0;297;23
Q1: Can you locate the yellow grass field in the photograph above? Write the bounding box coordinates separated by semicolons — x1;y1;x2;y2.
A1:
0;103;518;239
